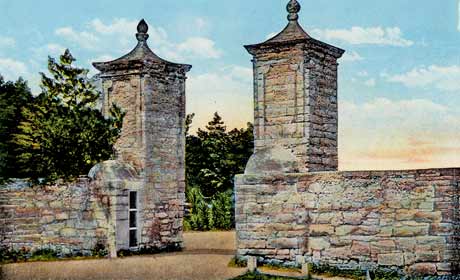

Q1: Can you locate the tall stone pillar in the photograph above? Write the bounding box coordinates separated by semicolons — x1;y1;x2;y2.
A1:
93;19;191;249
244;0;344;172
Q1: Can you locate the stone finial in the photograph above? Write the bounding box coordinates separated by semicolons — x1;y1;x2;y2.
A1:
136;19;149;42
287;0;301;21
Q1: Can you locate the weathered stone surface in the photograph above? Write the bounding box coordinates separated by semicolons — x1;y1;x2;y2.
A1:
308;237;330;251
378;253;405;266
235;5;460;270
409;263;437;276
93;19;190;250
1;20;190;257
236;166;460;276
245;146;301;174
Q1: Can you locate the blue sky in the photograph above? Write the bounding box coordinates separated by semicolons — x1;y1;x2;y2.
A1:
1;0;460;170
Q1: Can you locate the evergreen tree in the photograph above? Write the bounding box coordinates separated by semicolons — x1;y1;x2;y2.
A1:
185;112;253;196
13;50;124;182
0;76;33;181
184;112;253;230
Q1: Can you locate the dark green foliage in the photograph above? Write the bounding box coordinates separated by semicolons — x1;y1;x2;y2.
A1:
91;242;108;258
309;263;406;280
228;256;248;268
0;245;109;264
210;189;234;229
309;263;365;280
186;112;253;197
184;186;234;231
0;76;33;182
28;248;58;262
117;243;182;257
0;246;30;263
185;112;253;231
12;50;124;182
184;186;214;230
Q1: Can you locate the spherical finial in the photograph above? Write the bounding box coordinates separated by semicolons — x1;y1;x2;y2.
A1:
287;0;301;21
136;19;149;42
137;19;148;34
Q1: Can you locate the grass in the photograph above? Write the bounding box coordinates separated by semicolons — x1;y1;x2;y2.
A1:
230;272;306;280
0;245;106;265
309;263;406;280
228;256;248;268
259;263;301;274
117;243;182;257
227;258;412;280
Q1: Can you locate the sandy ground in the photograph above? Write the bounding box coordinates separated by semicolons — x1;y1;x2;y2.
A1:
0;231;246;280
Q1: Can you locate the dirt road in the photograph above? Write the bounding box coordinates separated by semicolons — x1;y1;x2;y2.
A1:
1;231;246;280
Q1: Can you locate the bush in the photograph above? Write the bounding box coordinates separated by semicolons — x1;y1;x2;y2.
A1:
185;112;252;231
0;246;30;263
91;242;108;258
29;248;58;261
184;186;234;231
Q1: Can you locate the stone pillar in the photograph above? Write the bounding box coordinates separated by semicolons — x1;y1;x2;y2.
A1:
93;19;191;249
244;0;344;172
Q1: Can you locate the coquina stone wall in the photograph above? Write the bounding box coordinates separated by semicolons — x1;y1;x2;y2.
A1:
0;178;107;256
235;168;460;276
0;161;170;257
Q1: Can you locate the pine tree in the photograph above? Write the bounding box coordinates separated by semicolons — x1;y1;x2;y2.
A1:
186;112;253;196
13;50;124;182
0;76;33;181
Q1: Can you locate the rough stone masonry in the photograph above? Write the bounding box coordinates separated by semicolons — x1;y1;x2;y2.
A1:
1;19;191;257
235;0;460;277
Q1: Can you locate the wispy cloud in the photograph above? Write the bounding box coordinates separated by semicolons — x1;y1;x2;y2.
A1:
55;18;223;61
32;43;66;58
357;71;369;77
339;97;460;170
384;65;460;91
0;36;15;49
364;78;376;87
55;27;99;50
177;37;222;59
0;58;29;81
340;51;364;62
188;65;253;132
312;26;413;47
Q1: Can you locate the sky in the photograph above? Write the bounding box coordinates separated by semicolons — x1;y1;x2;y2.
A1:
1;0;460;171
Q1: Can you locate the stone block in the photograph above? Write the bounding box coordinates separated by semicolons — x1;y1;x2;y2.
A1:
415;250;440;262
408;263;437;276
377;253;405;267
60;228;76;237
239;239;266;249
308;237;330;251
393;224;428;237
335;225;355;236
49;201;63;208
342;211;364;225
40;215;55;224
247;256;257;272
370;240;396;254
56;212;69;220
351;241;370;256
309;224;334;236
268;238;298;249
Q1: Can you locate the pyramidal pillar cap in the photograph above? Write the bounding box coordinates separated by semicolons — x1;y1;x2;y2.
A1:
287;0;301;21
